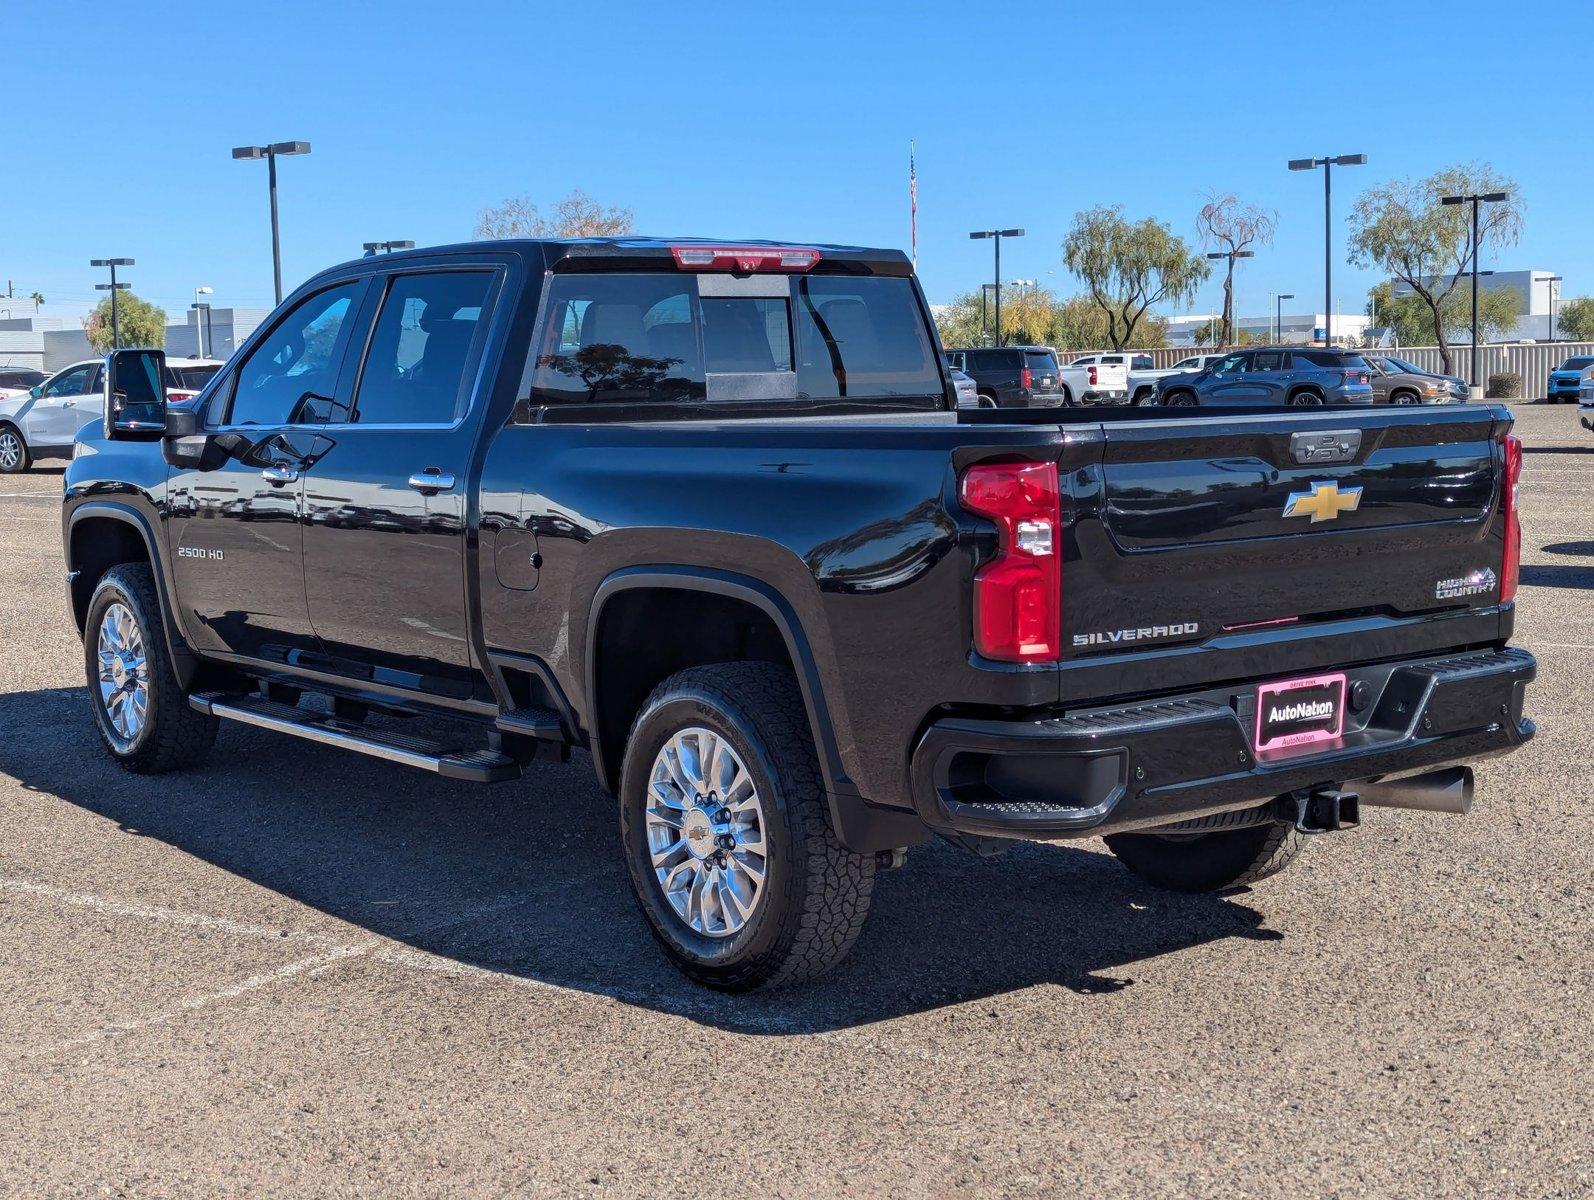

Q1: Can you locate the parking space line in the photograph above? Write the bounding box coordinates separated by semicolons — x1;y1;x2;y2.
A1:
0;877;343;947
22;945;367;1058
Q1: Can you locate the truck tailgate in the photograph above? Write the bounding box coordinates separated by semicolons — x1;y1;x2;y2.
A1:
1063;407;1509;663
1092;362;1128;391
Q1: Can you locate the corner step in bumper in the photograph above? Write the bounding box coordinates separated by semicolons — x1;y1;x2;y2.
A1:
189;693;522;783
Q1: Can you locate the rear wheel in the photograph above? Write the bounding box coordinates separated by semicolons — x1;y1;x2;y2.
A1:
1105;812;1302;893
1288;389;1325;407
618;662;876;991
0;425;29;473
83;563;218;773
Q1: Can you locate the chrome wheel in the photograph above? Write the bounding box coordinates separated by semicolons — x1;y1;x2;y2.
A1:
644;727;767;939
96;601;149;742
0;430;22;471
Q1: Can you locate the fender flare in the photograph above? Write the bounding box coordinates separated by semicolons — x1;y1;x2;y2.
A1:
584;566;926;856
66;501;199;688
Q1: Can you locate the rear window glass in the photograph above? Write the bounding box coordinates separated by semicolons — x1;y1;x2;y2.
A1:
1023;350;1058;372
1131;355;1154;370
530;272;940;407
164;363;222;390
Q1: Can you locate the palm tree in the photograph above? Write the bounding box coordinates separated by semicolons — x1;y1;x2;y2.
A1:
29;291;44;306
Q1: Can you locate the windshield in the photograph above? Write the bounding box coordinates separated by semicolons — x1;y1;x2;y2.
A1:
1559;356;1594;370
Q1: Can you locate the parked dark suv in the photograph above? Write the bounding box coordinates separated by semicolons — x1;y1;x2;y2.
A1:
1156;347;1375;407
944;346;1066;407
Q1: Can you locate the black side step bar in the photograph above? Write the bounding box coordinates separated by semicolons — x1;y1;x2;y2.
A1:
189;693;522;783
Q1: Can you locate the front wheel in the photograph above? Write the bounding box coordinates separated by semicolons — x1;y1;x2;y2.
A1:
1162;390;1198;407
84;563;218;773
619;662;876;991
1105;812;1302;893
0;425;29;473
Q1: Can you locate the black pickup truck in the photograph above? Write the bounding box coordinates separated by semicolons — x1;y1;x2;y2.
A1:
63;238;1535;990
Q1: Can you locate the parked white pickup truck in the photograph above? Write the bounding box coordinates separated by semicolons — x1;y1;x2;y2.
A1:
1050;350;1130;404
1072;352;1230;405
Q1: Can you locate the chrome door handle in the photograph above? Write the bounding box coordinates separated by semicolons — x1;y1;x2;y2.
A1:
261;462;300;486
63;399;77;407
407;470;456;494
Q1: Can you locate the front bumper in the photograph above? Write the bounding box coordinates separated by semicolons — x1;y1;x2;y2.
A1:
910;647;1535;841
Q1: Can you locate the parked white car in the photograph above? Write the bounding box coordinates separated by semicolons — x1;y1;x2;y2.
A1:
0;366;48;401
0;356;222;472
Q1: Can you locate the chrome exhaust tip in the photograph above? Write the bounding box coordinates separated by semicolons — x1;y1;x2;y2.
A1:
1356;766;1474;816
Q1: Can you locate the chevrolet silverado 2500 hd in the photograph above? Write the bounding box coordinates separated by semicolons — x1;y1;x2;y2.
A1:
64;238;1535;990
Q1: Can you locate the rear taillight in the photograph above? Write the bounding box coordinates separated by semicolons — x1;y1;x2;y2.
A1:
671;245;820;272
1020;367;1033;389
960;461;1061;662
1501;432;1522;603
1088;365;1099;386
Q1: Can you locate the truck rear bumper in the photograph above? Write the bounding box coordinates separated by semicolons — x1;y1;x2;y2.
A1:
909;647;1535;842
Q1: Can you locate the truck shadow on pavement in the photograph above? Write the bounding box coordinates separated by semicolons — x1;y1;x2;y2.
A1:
1;686;1284;1036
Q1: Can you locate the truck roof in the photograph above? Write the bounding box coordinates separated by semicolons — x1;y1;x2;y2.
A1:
334;237;914;277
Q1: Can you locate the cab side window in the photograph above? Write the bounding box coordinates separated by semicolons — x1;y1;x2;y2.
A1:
44;364;94;397
226;281;364;427
351;271;495;425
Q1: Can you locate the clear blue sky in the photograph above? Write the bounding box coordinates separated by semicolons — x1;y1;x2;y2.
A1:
5;0;1591;323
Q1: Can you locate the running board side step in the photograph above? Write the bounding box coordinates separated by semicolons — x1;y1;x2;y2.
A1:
189;693;522;783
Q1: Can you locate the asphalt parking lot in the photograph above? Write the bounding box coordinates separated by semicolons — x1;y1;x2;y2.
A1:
1;405;1589;1198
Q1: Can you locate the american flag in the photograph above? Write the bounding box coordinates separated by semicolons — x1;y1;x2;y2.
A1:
909;141;918;270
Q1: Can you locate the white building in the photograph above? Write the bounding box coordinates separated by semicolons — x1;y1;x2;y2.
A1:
1390;268;1559;342
1164;310;1372;348
0;297;267;372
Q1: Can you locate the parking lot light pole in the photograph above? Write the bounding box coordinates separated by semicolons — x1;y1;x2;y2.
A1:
1441;191;1509;393
192;286;213;356
1289;154;1365;347
970;228;1025;347
1275;293;1294;345
1547;275;1563;341
363;240;416;256
1205;249;1254;347
232;141;312;305
90;258;134;349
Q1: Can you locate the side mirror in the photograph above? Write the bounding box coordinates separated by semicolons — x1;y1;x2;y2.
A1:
29;385;42;399
105;349;167;439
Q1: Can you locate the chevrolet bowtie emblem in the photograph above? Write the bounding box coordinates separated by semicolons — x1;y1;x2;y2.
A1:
1283;480;1363;523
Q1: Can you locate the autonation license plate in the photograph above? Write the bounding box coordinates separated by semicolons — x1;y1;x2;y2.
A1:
1254;672;1346;754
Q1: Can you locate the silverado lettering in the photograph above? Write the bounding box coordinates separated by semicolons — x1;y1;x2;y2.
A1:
62;236;1536;992
1073;623;1200;647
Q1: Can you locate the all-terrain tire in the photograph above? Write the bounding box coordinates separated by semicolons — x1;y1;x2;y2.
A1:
83;562;218;774
1104;812;1302;893
618;662;876;991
